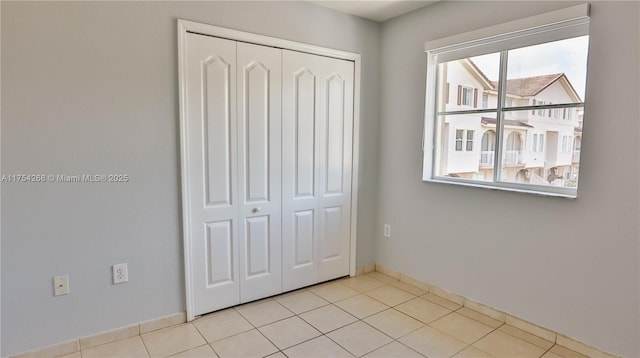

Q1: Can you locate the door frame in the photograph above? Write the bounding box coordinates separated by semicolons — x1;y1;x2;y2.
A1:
177;19;362;321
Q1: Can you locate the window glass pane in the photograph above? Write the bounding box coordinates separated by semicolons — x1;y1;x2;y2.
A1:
499;108;582;188
434;114;496;182
436;52;500;112
455;129;464;151
505;36;589;107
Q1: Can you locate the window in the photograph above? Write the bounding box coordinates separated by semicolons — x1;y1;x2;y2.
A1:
422;4;590;197
563;108;573;120
480;130;495;165
461;86;475;106
532;133;545;152
466;130;474;151
445;82;450;104
455;129;474;151
562;135;573;152
455;130;464;151
534;100;546;116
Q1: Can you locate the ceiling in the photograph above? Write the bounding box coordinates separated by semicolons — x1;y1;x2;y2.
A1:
307;0;438;22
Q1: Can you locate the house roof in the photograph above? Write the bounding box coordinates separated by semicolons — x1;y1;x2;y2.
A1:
481;117;533;128
464;60;494;89
466;59;582;102
491;74;566;97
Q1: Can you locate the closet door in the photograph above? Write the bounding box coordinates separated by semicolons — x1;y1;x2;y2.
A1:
236;42;282;302
185;33;239;315
282;50;354;291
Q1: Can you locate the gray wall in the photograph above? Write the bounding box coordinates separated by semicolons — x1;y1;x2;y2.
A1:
377;1;639;357
0;2;380;355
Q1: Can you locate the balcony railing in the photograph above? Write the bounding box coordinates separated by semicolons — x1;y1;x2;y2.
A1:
480;150;523;165
503;150;523;165
573;150;580;163
480;151;494;166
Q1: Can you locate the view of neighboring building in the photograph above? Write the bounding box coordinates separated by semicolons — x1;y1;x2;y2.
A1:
436;59;583;187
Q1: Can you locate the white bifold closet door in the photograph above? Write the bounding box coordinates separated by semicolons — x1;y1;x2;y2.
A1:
281;50;354;291
185;32;282;315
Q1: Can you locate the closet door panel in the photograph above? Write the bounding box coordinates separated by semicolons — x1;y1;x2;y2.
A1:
317;57;354;281
237;42;282;302
283;50;354;290
282;51;322;290
186;33;240;316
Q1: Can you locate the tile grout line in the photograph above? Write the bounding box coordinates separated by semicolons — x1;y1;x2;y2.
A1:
206;342;220;357
388;339;428;358
320;325;359;357
539;344;557;358
295;303;357;336
186;322;220;357
135;332;151;358
56;273;583;358
372;266;611;357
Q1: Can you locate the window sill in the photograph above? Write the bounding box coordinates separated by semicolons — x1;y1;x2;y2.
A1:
425;177;577;199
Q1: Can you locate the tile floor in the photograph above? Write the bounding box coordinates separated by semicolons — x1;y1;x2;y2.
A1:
62;273;591;358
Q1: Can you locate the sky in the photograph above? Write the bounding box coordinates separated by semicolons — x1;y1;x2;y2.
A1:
470;36;589;100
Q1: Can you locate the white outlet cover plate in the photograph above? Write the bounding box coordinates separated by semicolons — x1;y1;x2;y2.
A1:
113;263;128;284
54;275;70;296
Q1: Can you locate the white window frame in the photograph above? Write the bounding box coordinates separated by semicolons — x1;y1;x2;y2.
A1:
422;4;590;198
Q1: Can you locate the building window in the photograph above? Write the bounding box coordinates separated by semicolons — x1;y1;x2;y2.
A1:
455;129;474;151
563;108;573;120
505;132;522;164
455;129;464;151
445;82;450;104
562;135;573;152
422;4;589;197
480;130;495;165
534;100;546;116
461;86;475;106
466;130;474;151
532;133;545;152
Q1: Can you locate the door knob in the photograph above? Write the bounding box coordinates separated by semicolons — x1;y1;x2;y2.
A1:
252;207;261;213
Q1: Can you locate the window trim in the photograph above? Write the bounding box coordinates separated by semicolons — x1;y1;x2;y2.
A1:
422;4;590;198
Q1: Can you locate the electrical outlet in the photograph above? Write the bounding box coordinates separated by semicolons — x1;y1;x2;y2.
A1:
113;263;128;284
383;224;391;238
53;275;70;296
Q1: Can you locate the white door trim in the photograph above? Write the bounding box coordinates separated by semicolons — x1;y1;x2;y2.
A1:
177;19;361;321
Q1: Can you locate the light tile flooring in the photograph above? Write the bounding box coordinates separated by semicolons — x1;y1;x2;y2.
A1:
64;273;590;358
